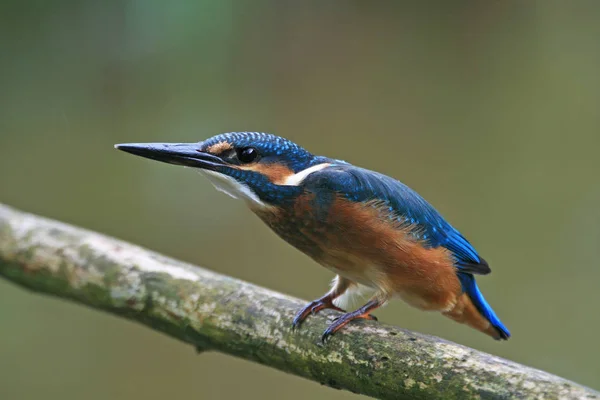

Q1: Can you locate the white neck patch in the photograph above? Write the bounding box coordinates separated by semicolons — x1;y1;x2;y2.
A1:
199;170;266;209
282;163;331;186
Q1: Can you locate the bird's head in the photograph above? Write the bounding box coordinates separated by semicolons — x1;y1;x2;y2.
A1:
116;132;333;209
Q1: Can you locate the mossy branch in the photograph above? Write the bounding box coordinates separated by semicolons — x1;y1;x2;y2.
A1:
0;203;597;400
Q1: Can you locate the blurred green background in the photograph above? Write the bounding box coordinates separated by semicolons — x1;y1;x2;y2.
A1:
1;1;599;399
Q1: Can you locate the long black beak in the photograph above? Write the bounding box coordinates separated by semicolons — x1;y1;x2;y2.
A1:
114;142;226;170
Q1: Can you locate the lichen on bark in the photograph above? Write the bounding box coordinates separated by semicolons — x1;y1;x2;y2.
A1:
0;203;598;400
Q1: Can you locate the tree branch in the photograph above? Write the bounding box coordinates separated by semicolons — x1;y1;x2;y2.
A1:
0;203;597;400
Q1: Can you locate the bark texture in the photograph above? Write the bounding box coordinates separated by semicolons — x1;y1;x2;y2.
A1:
0;203;597;400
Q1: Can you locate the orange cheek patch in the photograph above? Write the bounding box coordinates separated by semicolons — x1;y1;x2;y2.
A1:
206;141;233;154
238;163;295;185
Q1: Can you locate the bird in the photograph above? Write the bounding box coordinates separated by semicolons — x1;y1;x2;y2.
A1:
115;132;510;342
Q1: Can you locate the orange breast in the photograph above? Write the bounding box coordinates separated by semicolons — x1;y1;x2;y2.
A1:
258;195;463;312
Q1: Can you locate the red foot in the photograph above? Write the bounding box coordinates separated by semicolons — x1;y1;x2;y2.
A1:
321;299;382;343
292;296;344;329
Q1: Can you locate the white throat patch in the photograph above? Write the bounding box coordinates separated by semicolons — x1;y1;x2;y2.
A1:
199;170;266;209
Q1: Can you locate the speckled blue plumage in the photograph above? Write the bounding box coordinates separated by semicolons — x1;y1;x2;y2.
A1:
203;132;319;172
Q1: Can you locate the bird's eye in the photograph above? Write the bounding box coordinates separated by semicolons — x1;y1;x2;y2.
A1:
237;147;259;163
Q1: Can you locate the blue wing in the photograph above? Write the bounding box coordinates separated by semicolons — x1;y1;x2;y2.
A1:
303;163;491;275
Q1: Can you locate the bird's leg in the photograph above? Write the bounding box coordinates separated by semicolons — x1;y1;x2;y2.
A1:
292;275;352;329
321;297;384;343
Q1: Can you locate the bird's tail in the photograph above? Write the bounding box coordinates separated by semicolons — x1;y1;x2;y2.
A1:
444;273;511;340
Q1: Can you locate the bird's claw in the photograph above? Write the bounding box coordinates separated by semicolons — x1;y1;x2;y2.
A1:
292;297;344;331
367;314;378;321
320;316;348;343
321;326;335;343
321;311;379;344
291;315;303;330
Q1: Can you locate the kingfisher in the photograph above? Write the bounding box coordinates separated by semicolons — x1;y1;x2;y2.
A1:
115;132;510;342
